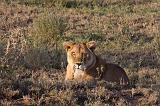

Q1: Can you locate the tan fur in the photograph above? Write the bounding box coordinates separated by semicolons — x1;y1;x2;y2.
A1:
63;41;129;85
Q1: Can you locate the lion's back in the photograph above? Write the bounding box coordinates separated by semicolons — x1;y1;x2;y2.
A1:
102;63;129;85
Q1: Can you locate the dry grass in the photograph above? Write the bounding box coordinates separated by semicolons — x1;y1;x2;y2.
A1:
0;0;160;105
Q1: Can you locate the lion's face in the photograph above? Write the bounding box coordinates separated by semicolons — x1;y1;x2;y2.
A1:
63;41;97;72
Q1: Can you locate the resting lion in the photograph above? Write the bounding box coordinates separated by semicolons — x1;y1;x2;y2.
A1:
63;41;129;85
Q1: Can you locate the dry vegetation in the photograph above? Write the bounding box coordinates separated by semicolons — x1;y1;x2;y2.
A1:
0;0;160;105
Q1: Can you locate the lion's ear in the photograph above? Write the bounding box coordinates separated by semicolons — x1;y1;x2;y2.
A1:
63;42;74;51
86;41;96;51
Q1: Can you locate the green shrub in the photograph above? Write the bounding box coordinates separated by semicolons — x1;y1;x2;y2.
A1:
28;10;68;69
30;10;68;49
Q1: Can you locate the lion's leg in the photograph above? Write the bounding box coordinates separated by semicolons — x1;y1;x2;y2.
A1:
65;71;73;81
65;66;74;81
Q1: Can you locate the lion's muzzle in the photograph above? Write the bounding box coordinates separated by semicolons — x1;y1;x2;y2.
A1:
73;63;86;71
73;63;86;80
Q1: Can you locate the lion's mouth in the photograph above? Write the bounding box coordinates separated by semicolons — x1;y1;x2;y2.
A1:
73;64;86;71
73;64;86;79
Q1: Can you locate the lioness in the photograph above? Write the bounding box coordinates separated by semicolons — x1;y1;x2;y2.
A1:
63;41;129;85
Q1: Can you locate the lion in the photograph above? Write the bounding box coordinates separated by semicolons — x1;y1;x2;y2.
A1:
63;41;129;85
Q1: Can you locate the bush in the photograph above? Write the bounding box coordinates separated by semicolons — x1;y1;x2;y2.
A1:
27;10;68;69
30;10;68;49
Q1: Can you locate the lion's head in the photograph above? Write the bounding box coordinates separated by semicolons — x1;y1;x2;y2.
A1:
63;41;97;72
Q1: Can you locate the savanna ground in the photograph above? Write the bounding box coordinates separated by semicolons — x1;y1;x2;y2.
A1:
0;0;160;105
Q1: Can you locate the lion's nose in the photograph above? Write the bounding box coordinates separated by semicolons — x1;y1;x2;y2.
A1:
74;62;85;70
